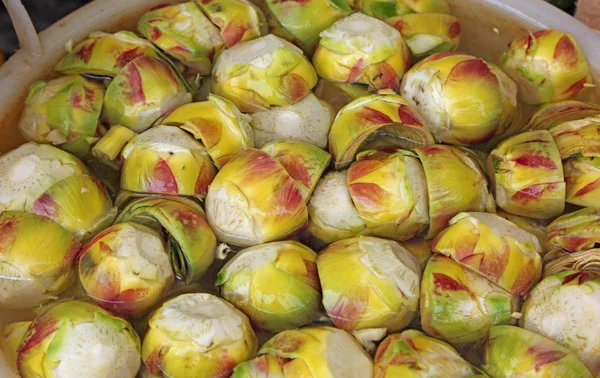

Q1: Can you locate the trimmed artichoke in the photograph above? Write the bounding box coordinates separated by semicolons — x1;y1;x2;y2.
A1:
374;329;483;378
1;321;31;371
414;144;495;238
115;196;217;284
347;148;429;240
526;100;600;131
431;212;543;295
120;125;217;198
196;0;267;47
138;2;224;75
19;75;104;153
56;31;161;77
160;94;254;168
400;52;518;146
329;93;434;169
521;270;600;375
212;34;318;112
548;207;600;252
233;326;373;378
0;143;116;240
78;222;174;316
565;156;600;207
316;236;421;332
482;326;592;378
0;211;80;309
313;13;410;91
251;93;334;149
16;301;141;378
305;171;370;247
354;0;451;19
488;130;565;219
263;0;352;53
386;13;461;61
500;29;593;105
546;117;600;160
103;55;191;133
420;254;518;356
216;240;321;332
543;249;600;277
141;293;257;378
206;142;330;246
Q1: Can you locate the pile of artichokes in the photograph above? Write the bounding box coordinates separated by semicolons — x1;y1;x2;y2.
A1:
1;0;599;377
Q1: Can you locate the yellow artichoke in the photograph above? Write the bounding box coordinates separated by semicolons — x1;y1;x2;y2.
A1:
547;207;600;252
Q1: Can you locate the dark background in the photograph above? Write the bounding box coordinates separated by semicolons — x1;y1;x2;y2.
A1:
0;0;92;57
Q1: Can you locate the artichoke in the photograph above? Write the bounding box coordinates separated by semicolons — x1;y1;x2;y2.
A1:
56;31;161;77
205;142;330;246
313;13;410;91
329;93;434;169
304;171;370;247
546;116;600;160
543;249;600;277
386;13;461;61
431;212;543;295
374;329;484;378
250;93;334;149
232;326;373;378
400;52;518;146
488;130;565;219
347;148;429;240
500;29;593;105
115;196;217;284
547;207;600;252
420;254;518;356
16;301;141;378
120;125;217;198
521;270;600;375
564;156;600;208
414;144;495;238
526;100;600;131
482;326;592;378
78;222;174;316
138;2;224;75
196;0;267;47
212;34;318;112
18;75;104;153
103;55;191;132
1;321;31;371
141;293;257;378
316;236;421;332
160;94;254;168
216;240;321;332
0;142;116;241
263;0;352;53
354;0;451;19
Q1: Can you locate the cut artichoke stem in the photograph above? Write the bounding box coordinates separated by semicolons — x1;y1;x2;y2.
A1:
212;34;318;112
374;330;484;378
482;326;593;378
431;212;543;296
521;270;600;375
255;326;374;378
141;293;258;378
216;240;322;332
317;236;421;332
78;222;174;316
137;2;225;75
17;301;141;378
115;196;217;284
313;12;410;91
92;125;137;162
500;29;594;106
251;93;334;149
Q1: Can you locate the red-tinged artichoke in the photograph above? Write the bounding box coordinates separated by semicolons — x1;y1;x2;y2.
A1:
547;207;600;252
120;125;217;198
430;212;543;296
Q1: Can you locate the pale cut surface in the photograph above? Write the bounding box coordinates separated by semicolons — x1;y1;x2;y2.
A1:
154;294;246;352
49;319;140;378
112;224;172;282
325;329;373;378
121;125;208;159
0;143;81;211
309;171;365;231
251;94;332;148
